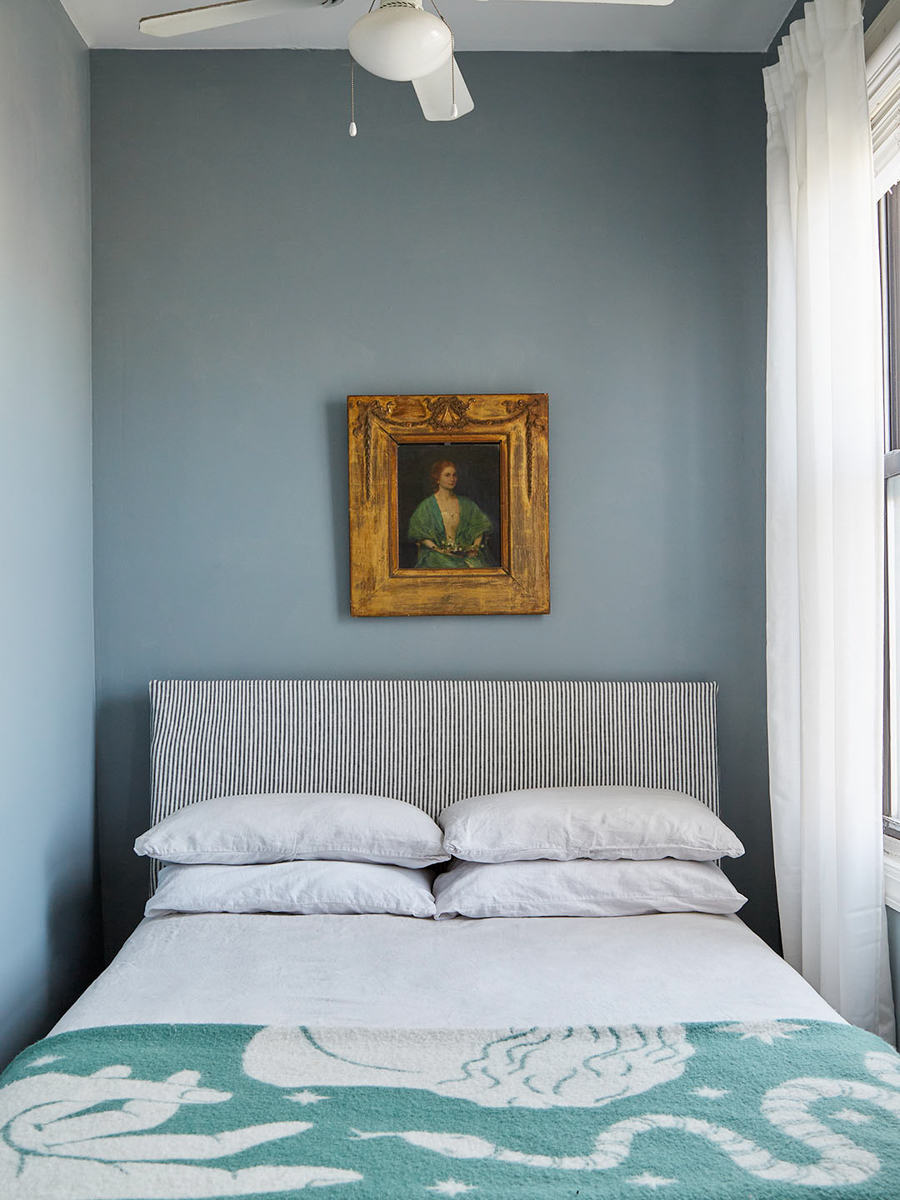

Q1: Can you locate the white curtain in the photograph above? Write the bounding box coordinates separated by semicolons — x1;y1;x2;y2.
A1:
764;0;894;1040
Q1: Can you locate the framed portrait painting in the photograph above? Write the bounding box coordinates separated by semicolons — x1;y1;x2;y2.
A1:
348;393;549;617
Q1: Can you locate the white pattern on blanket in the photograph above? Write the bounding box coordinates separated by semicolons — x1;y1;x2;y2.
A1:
242;1024;694;1109
0;1065;359;1199
352;1048;900;1188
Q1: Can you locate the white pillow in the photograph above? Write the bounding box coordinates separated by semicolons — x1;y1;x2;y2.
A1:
146;860;437;918
134;793;448;869
438;786;744;863
432;858;747;920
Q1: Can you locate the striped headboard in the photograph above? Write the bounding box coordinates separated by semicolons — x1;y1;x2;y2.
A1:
149;681;720;831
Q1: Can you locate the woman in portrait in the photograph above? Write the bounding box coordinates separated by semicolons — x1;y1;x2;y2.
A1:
407;460;494;569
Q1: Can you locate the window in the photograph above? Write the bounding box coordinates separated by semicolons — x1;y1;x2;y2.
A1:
870;1;900;845
880;188;900;837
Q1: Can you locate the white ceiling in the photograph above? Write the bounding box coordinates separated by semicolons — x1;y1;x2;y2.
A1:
60;0;796;53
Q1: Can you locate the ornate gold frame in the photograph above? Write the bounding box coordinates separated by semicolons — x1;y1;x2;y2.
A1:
348;393;549;617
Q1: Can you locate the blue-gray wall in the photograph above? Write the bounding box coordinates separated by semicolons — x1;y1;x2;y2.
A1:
0;0;97;1065
91;49;773;957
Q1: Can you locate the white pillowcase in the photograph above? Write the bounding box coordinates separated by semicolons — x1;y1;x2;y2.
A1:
438;785;744;863
134;793;448;869
432;858;747;920
146;860;437;918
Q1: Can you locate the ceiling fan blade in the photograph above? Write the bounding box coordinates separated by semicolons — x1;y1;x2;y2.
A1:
139;0;311;38
412;58;474;122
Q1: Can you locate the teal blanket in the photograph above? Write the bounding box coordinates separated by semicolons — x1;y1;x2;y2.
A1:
2;1020;899;1198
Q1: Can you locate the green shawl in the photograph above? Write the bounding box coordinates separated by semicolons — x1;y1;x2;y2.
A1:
407;494;493;568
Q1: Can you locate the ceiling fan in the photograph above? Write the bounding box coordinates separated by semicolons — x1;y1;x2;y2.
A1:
140;0;674;124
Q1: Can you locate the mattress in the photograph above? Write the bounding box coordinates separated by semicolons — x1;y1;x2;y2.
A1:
7;912;900;1199
52;910;842;1033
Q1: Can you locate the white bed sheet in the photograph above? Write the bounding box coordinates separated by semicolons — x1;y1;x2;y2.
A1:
52;911;841;1034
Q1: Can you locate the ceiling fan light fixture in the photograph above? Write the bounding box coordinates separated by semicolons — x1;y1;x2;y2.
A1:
348;0;452;82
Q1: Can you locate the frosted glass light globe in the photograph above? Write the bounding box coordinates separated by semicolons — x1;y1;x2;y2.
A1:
349;3;452;83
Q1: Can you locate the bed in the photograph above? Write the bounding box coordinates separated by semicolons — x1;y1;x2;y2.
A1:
2;680;898;1200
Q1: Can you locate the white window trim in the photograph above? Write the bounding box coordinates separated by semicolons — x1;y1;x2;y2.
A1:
885;835;900;910
868;0;900;197
866;0;900;61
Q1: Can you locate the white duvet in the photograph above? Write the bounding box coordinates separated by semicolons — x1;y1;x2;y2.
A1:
52;911;841;1034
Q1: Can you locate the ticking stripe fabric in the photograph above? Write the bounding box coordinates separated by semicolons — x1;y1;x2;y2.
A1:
149;681;719;834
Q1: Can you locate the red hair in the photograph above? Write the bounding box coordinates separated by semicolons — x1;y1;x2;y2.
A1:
430;460;457;492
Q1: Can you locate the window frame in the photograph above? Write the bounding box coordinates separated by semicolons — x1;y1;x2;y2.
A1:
881;189;900;839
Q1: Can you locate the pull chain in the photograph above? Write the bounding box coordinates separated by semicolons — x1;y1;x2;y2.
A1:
349;53;357;137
